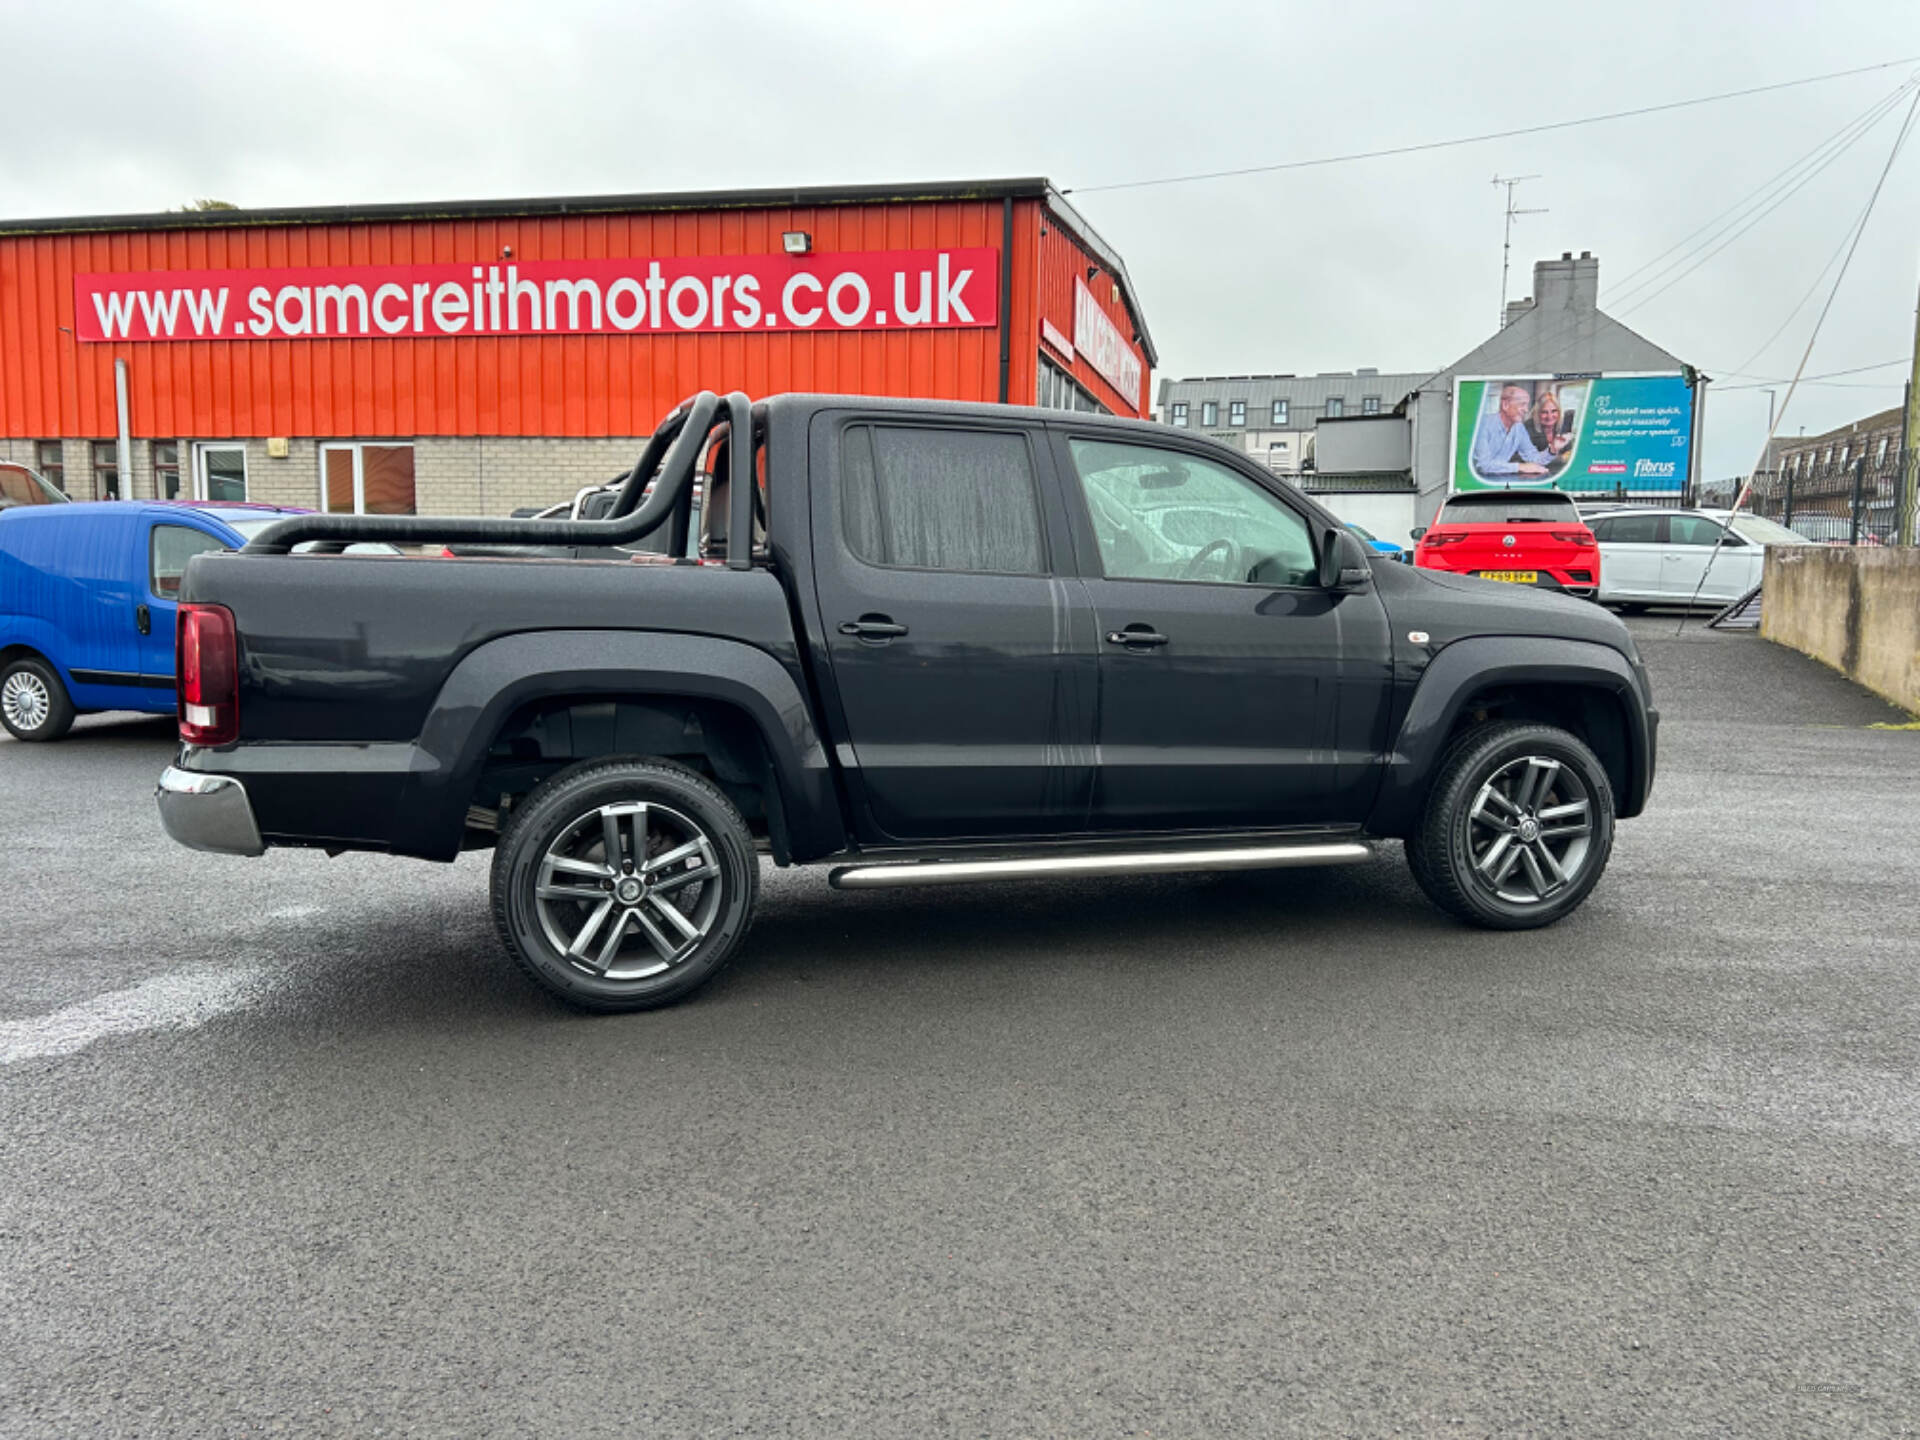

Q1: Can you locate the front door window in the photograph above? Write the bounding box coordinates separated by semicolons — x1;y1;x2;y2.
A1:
1068;438;1319;588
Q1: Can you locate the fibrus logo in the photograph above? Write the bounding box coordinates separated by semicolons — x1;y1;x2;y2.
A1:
1634;459;1677;478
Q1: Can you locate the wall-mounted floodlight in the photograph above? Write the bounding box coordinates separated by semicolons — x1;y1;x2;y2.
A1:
782;232;812;255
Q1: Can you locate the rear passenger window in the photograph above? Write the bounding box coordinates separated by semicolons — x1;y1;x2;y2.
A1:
150;525;228;599
1595;514;1661;544
840;425;1045;575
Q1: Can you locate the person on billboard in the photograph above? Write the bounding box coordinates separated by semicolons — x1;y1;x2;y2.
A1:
1469;383;1553;478
1525;386;1576;472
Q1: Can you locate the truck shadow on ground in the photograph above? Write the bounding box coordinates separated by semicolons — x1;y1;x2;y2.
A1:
244;848;1487;1030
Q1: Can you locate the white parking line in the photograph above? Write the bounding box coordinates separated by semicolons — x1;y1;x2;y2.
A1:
0;969;264;1067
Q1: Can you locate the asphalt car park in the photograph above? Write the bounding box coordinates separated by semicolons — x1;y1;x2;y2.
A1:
2;618;1917;1437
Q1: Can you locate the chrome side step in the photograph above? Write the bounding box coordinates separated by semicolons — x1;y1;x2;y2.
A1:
828;841;1373;890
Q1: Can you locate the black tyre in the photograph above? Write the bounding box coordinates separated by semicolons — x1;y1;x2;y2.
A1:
1405;721;1615;930
1612;603;1646;616
491;758;759;1012
0;656;75;742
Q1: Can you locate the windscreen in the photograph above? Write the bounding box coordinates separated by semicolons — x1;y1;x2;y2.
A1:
1728;514;1813;546
1438;492;1581;525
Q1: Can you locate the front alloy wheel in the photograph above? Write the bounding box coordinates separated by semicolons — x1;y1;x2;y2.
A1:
1463;755;1595;905
1406;720;1616;930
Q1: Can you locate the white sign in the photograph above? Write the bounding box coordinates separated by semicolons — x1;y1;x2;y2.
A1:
1072;279;1142;409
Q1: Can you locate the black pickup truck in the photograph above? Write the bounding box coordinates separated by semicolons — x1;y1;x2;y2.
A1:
157;390;1656;1011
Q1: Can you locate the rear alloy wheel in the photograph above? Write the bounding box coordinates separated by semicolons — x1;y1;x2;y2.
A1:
1406;721;1615;929
492;759;758;1011
0;657;74;742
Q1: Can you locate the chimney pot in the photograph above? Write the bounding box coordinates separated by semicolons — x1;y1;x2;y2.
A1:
1580;250;1592;259
1561;251;1573;260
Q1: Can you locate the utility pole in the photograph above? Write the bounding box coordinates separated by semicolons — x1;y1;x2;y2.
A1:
1900;265;1920;546
1492;174;1546;330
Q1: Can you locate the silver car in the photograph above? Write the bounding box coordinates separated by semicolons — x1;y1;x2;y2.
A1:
1585;507;1812;610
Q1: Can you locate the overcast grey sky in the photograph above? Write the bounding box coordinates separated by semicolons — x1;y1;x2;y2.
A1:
4;0;1916;477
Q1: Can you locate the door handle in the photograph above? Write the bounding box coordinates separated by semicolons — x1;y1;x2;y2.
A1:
1105;627;1169;649
136;604;151;636
839;617;909;641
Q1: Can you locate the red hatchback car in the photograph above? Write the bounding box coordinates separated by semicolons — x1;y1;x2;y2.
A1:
1412;489;1600;599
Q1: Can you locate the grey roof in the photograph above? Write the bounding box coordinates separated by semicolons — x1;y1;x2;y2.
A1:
1156;371;1432;414
1771;405;1903;456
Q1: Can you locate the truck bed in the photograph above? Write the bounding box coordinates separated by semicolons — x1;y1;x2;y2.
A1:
187;551;804;744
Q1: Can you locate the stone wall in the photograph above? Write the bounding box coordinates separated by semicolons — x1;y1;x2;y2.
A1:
1763;546;1920;716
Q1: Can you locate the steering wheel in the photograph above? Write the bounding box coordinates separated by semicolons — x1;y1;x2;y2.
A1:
1180;537;1244;582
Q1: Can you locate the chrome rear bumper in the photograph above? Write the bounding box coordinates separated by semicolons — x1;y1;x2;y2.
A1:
155;766;265;857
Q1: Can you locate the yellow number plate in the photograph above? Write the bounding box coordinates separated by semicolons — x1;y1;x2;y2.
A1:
1478;570;1539;584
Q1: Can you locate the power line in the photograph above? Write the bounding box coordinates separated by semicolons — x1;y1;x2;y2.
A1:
1682;85;1920;627
1603;78;1915;308
1612;90;1912;318
1716;359;1908;380
1493;84;1913;382
1713;358;1908;388
1062;56;1920;195
1609;81;1915;315
1732;90;1918;496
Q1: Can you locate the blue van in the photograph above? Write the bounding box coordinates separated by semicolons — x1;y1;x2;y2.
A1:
0;501;311;741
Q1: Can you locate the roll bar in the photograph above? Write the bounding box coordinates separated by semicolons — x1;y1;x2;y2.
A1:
240;391;731;554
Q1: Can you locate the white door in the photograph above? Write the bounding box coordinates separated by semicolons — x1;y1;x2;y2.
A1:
1592;512;1664;601
1662;514;1754;603
193;444;247;503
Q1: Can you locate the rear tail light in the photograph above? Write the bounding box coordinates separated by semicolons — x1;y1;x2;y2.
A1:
1550;530;1596;545
177;603;239;747
1422;532;1467;547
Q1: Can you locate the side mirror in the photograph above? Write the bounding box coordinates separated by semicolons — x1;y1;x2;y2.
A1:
1318;528;1374;591
1409;526;1428;541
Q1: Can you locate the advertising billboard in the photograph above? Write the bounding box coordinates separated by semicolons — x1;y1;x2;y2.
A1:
1450;373;1693;493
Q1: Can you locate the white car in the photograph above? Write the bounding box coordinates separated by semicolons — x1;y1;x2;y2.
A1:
1585;507;1812;610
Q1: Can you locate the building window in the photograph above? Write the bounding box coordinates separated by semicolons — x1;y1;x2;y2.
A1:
195;444;248;502
1324;397;1345;418
1170;403;1188;427
92;441;121;501
1037;358;1106;415
1876;437;1890;465
1362;396;1381;415
1201;401;1218;427
1271;400;1289;427
1820;448;1831;466
35;440;64;495
153;441;181;500
1228;400;1246;427
320;442;417;515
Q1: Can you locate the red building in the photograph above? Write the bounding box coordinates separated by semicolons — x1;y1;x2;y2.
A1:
0;177;1156;515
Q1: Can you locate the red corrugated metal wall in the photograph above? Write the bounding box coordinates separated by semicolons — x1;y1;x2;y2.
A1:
0;195;1150;436
1032;206;1148;418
